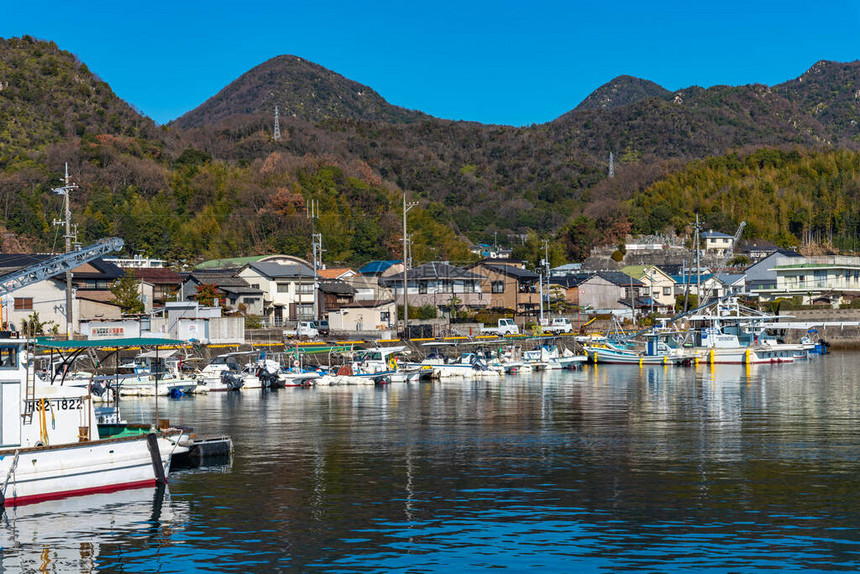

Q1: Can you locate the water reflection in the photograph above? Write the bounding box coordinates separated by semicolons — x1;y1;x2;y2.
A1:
0;486;188;573
5;355;860;571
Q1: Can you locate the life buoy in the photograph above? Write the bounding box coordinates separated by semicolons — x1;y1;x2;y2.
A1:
293;360;300;368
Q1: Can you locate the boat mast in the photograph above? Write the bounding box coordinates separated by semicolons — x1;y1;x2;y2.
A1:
402;193;417;338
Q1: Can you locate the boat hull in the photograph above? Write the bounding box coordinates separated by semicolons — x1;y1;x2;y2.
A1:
0;433;185;507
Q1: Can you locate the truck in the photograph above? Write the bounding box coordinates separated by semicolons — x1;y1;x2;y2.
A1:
480;318;520;336
541;317;574;334
283;320;320;339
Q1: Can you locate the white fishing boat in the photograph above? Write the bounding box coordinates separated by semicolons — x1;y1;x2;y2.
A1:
116;350;204;396
523;342;587;370
0;336;189;507
318;346;418;385
688;298;799;364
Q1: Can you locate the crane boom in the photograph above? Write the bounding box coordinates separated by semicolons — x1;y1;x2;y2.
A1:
0;237;124;298
732;221;746;250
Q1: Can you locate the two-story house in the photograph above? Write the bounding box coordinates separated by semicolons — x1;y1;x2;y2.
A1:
180;269;265;316
622;265;676;311
467;259;540;314
760;255;860;306
382;262;487;313
0;254;124;335
702;230;735;257
238;260;319;326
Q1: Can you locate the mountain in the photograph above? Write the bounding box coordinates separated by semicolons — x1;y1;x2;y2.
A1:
171;55;427;129
4;37;860;267
0;36;160;165
573;75;671;111
775;59;860;145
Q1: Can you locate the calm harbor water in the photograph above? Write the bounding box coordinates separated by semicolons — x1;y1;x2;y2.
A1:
4;352;860;572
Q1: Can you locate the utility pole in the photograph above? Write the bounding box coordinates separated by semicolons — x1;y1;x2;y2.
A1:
544;240;550;314
650;267;655;316
402;193;418;338
695;213;701;306
308;199;320;321
52;163;78;340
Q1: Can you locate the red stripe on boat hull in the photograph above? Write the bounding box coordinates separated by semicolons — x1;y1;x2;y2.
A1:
4;478;157;507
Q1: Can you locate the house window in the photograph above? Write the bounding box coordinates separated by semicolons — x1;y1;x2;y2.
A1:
298;283;314;294
418;282;428;294
465;281;476;293
663;287;671;296
250;283;260;289
492;281;505;294
380;311;390;323
0;346;18;369
298;304;314;320
14;298;33;311
277;283;290;293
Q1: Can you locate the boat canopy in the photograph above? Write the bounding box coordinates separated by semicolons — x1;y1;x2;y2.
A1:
37;337;187;349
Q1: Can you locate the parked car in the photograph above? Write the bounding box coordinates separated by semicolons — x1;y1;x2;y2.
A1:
480;318;520;336
314;320;330;336
283;321;319;339
541;317;574;334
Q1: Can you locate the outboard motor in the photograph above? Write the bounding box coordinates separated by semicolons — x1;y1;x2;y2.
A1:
222;371;244;391
470;354;488;371
90;379;107;398
257;367;280;388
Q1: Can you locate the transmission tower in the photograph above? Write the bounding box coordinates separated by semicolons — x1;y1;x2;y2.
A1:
273;106;281;141
608;151;615;178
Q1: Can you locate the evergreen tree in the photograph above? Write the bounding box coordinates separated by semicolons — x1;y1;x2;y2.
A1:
109;272;145;314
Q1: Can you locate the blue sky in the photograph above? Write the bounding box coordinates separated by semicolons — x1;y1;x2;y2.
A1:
3;1;859;126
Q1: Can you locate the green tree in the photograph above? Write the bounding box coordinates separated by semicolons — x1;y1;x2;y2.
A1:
109;272;145;314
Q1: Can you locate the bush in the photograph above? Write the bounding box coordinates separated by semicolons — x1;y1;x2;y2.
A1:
245;315;263;329
416;305;438;320
675;294;697;310
611;250;624;262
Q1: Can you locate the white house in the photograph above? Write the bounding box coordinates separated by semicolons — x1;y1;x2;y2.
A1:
3;278;72;335
622;265;676;310
238;259;319;327
701;230;734;257
759;255;860;306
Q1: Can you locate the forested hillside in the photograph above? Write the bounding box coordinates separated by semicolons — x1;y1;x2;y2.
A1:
628;147;860;251
2;36;860;267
